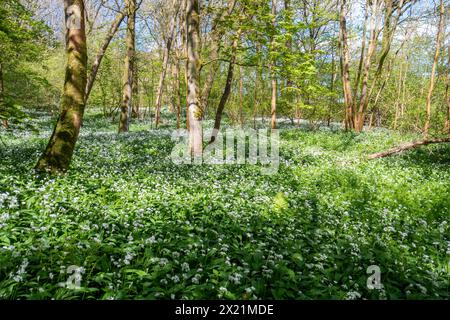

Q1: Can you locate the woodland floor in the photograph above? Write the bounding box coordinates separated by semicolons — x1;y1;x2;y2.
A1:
0;112;449;299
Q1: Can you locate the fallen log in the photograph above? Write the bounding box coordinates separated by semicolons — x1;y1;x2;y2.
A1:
368;138;450;159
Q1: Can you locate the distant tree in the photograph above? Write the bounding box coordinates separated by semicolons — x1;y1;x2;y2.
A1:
0;0;51;128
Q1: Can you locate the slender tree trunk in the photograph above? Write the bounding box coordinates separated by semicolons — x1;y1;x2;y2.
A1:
172;56;182;129
284;0;296;125
270;0;277;130
400;58;408;117
253;43;262;129
35;0;87;173
445;45;450;136
155;0;181;127
119;0;136;133
0;62;7;129
200;0;237;115
181;0;189;130
200;39;219;118
354;1;369;100
186;0;202;155
85;9;126;102
393;60;403;130
339;0;354;130
132;62;140;118
328;47;337;126
368;112;374;130
239;65;244;127
355;0;379;132
210;32;240;143
365;0;405;121
424;0;444;139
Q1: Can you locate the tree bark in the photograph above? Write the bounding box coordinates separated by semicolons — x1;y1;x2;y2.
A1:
424;0;444;138
155;0;181;127
35;0;87;173
186;0;202;155
84;9;126;103
368;138;450;159
118;0;136;133
339;0;354;130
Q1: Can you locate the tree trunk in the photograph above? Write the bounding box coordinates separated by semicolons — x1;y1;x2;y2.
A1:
186;0;202;155
445;45;450;136
132;62;140;118
253;43;262;129
118;0;136;133
35;0;87;173
0;62;8;129
368;138;450;159
424;0;444;138
355;0;379;132
328;46;337;126
339;0;354;130
210;33;240;143
181;0;189;130
171;55;182;129
200;0;237;115
365;0;405;125
85;9;126;103
353;1;369;100
270;0;277;130
239;65;244;127
393;60;404;130
200;38;219;118
284;0;297;126
155;0;181;127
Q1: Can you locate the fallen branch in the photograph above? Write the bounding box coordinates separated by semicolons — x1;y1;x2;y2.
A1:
368;138;450;159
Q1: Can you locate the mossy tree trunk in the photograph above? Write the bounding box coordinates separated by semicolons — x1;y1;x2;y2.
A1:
186;0;202;156
118;0;136;133
35;0;87;173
